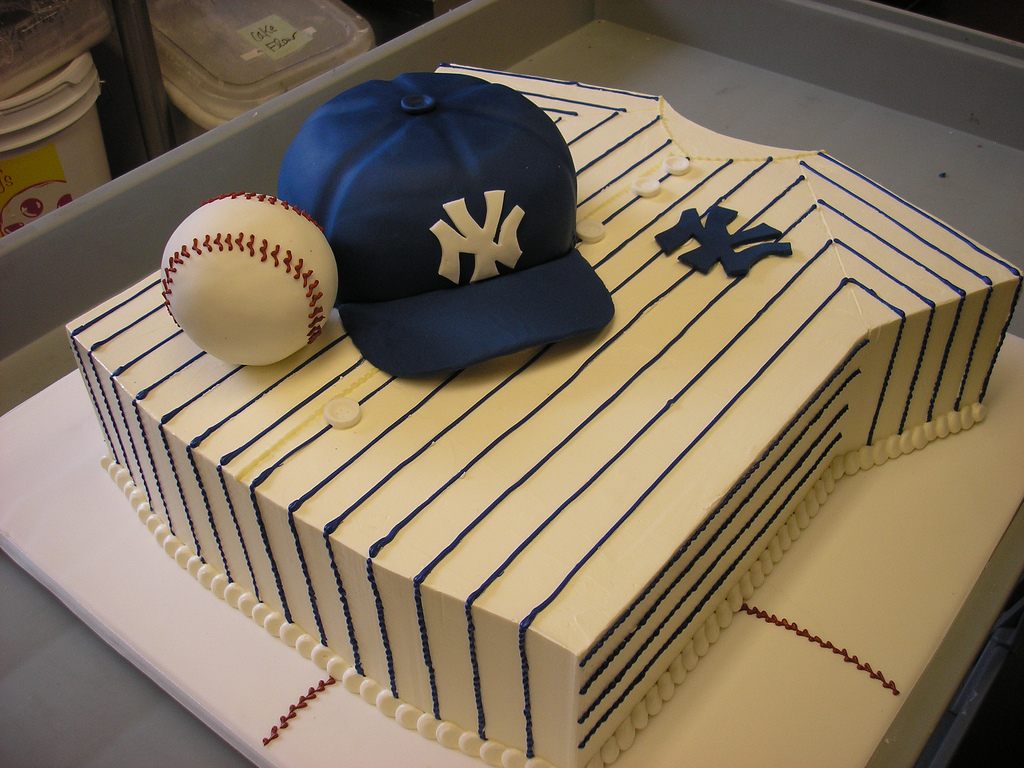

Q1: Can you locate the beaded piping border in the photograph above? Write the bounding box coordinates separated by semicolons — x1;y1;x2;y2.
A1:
102;401;985;768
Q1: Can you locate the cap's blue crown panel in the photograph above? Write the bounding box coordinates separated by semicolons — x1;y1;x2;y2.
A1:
278;72;613;378
279;73;579;304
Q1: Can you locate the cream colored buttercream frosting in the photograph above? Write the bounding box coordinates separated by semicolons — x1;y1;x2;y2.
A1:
68;65;1020;768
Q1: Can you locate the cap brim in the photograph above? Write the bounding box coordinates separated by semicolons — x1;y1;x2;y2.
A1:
338;250;614;377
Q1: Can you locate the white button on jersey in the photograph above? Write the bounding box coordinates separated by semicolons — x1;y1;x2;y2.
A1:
576;219;606;244
631;176;661;198
324;397;362;429
662;155;691;176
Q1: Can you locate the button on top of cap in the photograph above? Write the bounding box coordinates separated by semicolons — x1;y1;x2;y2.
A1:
401;94;436;114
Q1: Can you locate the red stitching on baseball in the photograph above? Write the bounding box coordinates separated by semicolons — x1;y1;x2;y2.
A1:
161;247;190;316
162;230;330;344
202;191;324;232
163;195;331;343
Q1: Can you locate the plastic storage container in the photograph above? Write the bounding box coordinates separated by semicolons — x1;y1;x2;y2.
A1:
0;52;110;237
149;0;373;138
0;0;112;99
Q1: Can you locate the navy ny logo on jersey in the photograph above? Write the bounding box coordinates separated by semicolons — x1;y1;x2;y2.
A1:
655;204;792;277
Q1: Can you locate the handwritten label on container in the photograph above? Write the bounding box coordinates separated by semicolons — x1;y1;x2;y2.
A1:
238;15;312;61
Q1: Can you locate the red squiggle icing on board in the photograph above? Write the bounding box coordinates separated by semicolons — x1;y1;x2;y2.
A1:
740;603;899;696
262;676;337;746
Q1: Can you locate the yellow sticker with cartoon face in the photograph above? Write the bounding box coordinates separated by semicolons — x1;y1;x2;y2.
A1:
0;143;71;236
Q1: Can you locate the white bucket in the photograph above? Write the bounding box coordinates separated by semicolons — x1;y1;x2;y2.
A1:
0;53;110;237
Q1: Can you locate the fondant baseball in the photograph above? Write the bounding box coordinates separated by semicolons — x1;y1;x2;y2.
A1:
160;193;338;366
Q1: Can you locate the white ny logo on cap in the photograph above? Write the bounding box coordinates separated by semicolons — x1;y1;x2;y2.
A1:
431;190;524;284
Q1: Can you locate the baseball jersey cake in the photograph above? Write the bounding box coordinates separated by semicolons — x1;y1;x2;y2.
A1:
67;65;1020;768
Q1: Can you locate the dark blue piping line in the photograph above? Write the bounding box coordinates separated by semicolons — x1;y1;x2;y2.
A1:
69;277;161;336
568;111;620;147
804;159;994;417
522;276;904;754
579;342;866;669
576;410;846;727
979;277;1023;402
818;198;964;422
438;63;661;101
575;117;661;176
576;432;843;750
833;238;934;434
817;152;1019;277
578;365;862;695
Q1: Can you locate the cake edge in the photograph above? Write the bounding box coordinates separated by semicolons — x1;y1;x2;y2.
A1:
98;400;988;768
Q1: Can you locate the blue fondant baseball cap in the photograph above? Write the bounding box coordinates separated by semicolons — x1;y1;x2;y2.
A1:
278;72;614;377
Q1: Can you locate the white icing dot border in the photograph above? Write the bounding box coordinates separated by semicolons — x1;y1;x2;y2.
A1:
102;402;985;768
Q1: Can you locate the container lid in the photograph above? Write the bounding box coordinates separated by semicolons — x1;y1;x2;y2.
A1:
0;0;111;99
0;53;99;140
150;0;373;124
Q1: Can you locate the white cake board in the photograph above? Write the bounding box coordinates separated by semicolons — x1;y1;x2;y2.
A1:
2;338;1024;768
